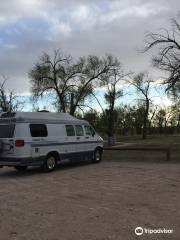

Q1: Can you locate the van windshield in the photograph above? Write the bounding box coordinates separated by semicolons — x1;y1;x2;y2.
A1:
0;124;15;138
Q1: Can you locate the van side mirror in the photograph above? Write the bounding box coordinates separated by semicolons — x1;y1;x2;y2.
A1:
92;132;95;137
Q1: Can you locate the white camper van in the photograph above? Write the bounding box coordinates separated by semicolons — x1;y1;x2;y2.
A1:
0;112;103;172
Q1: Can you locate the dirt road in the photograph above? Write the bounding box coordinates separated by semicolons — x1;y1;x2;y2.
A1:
0;155;179;240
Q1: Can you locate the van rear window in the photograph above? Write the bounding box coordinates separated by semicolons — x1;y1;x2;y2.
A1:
30;124;47;137
0;124;15;138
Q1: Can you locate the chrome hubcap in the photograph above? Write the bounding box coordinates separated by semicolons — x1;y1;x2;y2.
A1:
47;157;56;170
95;151;101;161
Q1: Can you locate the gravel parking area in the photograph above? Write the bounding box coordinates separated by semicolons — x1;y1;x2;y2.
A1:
0;155;180;240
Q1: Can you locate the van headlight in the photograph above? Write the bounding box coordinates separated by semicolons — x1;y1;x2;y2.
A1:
99;136;103;142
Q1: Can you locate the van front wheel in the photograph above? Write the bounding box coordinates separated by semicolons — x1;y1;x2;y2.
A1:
42;155;57;172
92;149;102;163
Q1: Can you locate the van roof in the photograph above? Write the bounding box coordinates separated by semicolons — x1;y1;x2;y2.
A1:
0;112;88;124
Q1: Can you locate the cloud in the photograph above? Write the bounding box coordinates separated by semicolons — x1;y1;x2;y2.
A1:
0;0;179;94
0;0;45;27
3;43;17;49
46;0;169;37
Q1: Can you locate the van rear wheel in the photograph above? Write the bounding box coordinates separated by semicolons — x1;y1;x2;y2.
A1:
92;149;102;163
42;155;57;172
14;166;28;171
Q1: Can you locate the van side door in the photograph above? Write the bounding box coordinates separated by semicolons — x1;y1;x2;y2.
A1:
30;124;48;159
64;125;76;160
74;125;85;154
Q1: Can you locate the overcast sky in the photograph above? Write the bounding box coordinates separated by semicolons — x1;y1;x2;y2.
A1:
0;0;179;95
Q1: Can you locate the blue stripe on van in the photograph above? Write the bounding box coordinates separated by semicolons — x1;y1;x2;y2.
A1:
31;140;102;147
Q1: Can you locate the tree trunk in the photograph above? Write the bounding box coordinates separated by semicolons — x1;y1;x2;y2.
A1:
142;118;147;139
176;115;180;134
142;99;149;139
57;93;66;113
69;93;75;116
107;100;115;144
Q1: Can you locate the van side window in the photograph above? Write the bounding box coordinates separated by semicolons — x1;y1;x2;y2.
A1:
75;125;84;136
84;125;95;136
90;126;96;136
30;124;47;137
66;125;75;136
84;125;92;135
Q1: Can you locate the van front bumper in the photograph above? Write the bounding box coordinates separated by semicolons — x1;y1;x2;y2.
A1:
0;156;45;167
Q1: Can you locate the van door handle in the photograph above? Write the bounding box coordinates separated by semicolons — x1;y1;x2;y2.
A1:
85;136;89;139
76;137;80;140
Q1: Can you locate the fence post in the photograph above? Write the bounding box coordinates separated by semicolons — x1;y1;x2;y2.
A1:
166;148;170;161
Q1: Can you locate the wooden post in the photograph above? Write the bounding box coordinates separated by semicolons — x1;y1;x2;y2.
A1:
166;148;170;161
104;146;171;161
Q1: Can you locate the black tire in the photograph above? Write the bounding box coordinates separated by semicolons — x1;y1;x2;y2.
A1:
42;154;57;172
14;166;28;171
92;149;102;163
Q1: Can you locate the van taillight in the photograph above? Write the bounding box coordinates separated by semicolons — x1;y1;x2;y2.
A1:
15;140;25;147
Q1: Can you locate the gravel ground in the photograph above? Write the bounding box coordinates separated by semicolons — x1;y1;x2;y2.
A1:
0;154;180;240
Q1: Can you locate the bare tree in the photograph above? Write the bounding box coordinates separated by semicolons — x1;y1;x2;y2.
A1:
0;77;24;112
29;49;73;112
169;102;180;133
100;63;129;144
148;105;158;134
130;72;153;139
68;55;116;115
144;18;180;97
29;50;117;115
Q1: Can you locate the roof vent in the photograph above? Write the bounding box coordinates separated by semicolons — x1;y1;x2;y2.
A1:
38;110;50;112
